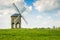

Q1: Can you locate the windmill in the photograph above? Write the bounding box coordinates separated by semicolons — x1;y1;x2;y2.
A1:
11;3;28;28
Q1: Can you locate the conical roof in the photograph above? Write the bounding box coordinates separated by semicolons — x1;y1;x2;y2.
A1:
11;13;19;17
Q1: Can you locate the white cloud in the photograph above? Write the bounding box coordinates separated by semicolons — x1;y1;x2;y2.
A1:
29;6;32;11
0;9;17;16
33;0;60;12
0;0;24;5
0;0;32;15
0;15;2;16
3;10;10;15
54;10;60;17
0;0;25;10
47;16;52;19
57;10;60;15
35;15;55;28
37;15;43;19
26;6;32;13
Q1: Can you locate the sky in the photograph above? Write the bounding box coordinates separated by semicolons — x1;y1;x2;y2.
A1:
0;0;60;29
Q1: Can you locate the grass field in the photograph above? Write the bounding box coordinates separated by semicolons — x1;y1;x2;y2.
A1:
0;28;60;40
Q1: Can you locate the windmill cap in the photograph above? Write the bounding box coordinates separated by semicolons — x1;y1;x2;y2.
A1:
11;13;19;17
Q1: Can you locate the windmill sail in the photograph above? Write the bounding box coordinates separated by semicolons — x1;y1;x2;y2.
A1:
13;3;28;24
21;15;28;24
21;7;26;13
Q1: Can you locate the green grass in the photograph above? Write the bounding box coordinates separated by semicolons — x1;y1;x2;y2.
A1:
0;28;60;40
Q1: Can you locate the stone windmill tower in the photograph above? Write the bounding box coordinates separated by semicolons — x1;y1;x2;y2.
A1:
11;13;21;28
11;3;28;29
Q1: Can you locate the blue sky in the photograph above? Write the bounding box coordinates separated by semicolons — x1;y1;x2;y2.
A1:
0;0;60;29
